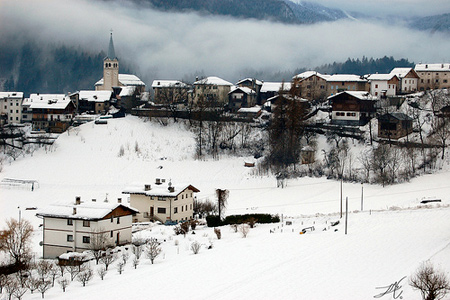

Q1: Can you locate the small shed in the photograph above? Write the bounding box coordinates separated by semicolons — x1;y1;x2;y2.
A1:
378;112;413;139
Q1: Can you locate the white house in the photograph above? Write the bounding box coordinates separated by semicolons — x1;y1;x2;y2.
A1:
0;92;24;125
193;76;234;105
123;179;200;223
36;197;138;259
390;68;419;93
365;74;399;99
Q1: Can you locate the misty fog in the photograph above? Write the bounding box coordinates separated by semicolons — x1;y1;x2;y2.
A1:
1;0;449;85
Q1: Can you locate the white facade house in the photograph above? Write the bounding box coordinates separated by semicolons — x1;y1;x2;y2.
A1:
365;74;399;99
390;68;419;93
193;76;234;105
0;92;24;125
36;197;138;259
123;179;200;223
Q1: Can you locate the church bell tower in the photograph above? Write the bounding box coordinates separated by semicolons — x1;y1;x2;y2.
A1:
102;32;119;91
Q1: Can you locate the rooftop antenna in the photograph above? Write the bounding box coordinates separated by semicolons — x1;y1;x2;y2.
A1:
104;193;109;203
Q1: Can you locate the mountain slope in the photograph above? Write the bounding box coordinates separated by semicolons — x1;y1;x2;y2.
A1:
99;0;350;24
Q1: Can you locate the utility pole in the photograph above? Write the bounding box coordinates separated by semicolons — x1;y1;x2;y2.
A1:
361;183;364;212
340;177;343;218
345;197;348;235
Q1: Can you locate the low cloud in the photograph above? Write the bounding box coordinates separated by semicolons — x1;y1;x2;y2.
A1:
1;0;449;85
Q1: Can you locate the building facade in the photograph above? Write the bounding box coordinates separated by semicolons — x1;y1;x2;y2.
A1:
123;179;200;223
36;197;138;259
0;92;24;125
415;63;450;91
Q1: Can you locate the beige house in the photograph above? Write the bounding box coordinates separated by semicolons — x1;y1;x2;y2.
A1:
0;92;24;125
292;71;329;101
415;63;450;91
123;179;200;223
193;76;233;106
152;80;190;104
36;197;138;259
326;74;369;97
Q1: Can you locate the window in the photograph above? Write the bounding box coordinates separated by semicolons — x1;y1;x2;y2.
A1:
110;231;113;238
111;216;113;223
67;219;73;226
186;205;188;211
83;220;90;227
82;236;90;244
157;207;166;214
67;235;73;242
375;84;378;88
158;197;165;201
444;80;448;83
117;217;120;224
181;206;184;212
174;207;178;214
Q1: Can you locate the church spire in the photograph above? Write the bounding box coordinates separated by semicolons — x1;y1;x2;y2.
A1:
106;31;117;60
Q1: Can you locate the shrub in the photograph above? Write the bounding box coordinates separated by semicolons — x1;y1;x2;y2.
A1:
214;228;221;240
223;214;279;225
206;215;221;227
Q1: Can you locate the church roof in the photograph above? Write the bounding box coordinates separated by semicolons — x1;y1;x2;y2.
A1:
95;74;146;87
105;33;117;60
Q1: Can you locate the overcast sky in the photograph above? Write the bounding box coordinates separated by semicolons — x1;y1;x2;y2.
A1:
297;0;450;18
1;0;449;84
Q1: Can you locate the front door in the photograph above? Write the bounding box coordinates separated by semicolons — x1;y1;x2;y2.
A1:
150;207;154;219
116;232;120;246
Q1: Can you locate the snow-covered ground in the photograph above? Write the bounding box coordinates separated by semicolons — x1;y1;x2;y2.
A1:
0;115;449;299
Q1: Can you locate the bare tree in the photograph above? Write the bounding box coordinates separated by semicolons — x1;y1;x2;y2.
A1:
37;279;52;298
97;265;107;280
100;251;117;271
131;239;145;260
77;266;93;286
132;257;140;269
430;116;450;160
0;218;34;265
35;260;52;283
190;241;201;254
0;274;7;293
26;274;40;294
4;275;18;300
372;144;391;187
117;261;125;275
239;224;250;238
216;189;229;220
89;228;109;265
67;264;80;282
48;262;59;287
145;238;161;264
12;279;27;300
409;261;450;300
58;276;70;292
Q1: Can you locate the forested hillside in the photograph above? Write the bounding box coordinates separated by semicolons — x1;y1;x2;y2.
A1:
0;42;118;96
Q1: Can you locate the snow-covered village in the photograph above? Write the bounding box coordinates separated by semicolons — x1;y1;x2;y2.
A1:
1;0;450;299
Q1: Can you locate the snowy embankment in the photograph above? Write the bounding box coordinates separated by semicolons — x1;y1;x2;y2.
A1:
0;115;449;299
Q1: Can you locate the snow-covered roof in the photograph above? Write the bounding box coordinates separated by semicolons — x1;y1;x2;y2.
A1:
326;74;367;82
229;87;256;95
152;80;189;88
236;78;263;86
260;82;291;93
193;76;233;86
95;74;145;87
390;68;417;78
119;86;136;97
293;71;330;80
0;92;23;99
328;91;377;101
26;94;72;110
36;201;139;221
123;181;200;197
237;106;261;113
379;112;413;121
415;63;450;72
365;74;397;81
79;90;112;102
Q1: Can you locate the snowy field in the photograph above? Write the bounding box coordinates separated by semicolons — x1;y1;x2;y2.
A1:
1;115;449;299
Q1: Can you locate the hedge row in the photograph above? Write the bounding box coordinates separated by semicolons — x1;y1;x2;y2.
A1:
206;213;280;227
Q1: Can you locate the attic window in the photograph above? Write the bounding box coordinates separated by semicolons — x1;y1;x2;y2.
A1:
83;220;90;227
67;219;73;226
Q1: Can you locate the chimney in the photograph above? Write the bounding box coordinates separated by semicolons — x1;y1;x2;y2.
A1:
73;207;77;215
144;184;151;191
168;181;174;193
75;196;81;205
155;178;161;185
118;198;122;203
